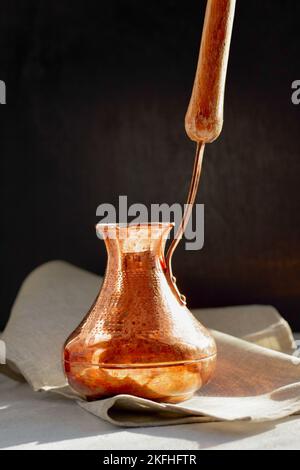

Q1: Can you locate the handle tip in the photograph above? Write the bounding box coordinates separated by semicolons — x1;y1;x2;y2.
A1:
185;114;223;144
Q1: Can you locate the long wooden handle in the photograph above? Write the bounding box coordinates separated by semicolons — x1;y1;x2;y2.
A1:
185;0;236;143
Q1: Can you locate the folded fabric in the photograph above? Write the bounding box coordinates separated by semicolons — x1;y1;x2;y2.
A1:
1;261;300;427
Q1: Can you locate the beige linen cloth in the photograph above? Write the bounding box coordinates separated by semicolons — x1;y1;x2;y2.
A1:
1;260;300;428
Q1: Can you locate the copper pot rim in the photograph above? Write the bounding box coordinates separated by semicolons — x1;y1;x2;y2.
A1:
96;222;175;235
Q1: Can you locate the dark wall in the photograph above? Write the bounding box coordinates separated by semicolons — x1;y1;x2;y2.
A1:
1;0;300;330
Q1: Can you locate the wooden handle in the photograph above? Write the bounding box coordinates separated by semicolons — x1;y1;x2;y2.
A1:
185;0;236;143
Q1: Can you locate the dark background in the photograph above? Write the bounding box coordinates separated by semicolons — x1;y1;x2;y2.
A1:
1;0;300;331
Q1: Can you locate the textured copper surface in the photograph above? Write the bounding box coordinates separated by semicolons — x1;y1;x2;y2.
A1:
63;224;216;403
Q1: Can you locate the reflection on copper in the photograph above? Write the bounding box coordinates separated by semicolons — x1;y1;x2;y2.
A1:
63;223;216;403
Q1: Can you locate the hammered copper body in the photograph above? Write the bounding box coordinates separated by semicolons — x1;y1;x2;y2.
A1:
62;0;239;403
63;223;216;403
